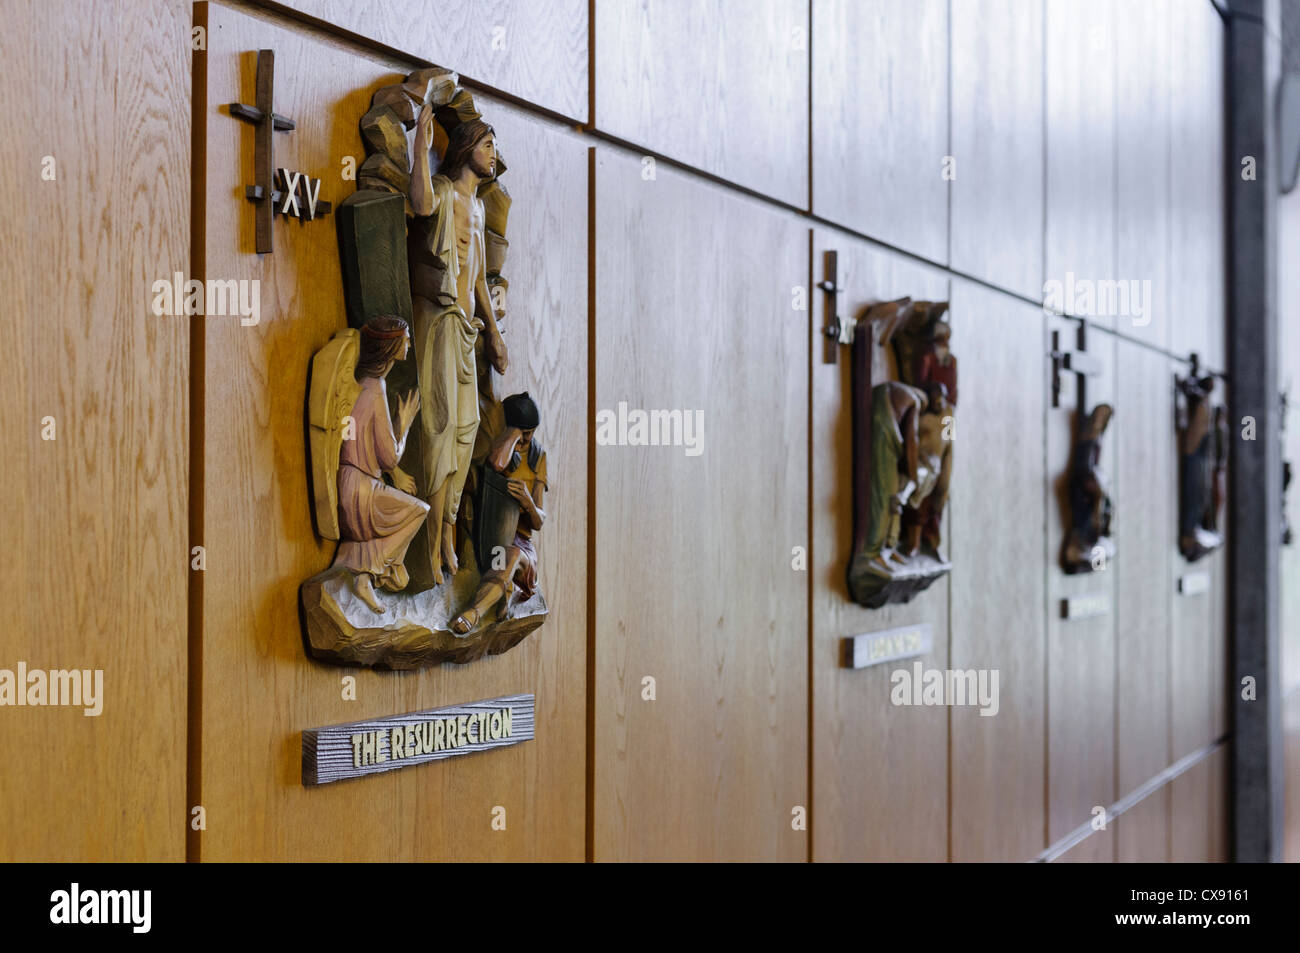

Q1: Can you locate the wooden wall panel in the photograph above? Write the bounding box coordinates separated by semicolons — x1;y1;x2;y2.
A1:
950;0;1044;300
1114;343;1172;800
593;150;807;862
1172;550;1213;761
271;0;588;121
811;0;948;262
948;281;1046;862
196;3;587;860
1046;0;1117;329
1169;755;1211;862
1207;743;1229;861
594;0;809;208
1170;0;1225;366
1116;0;1172;350
1045;314;1117;863
810;229;950;861
1116;790;1170;863
1052;825;1115;863
0;0;190;861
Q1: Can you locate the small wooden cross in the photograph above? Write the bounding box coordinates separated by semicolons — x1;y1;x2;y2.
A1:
1050;320;1102;409
229;49;297;254
820;250;851;364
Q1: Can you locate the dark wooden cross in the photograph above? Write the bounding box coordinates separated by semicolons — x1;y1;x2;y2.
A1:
819;249;847;364
1050;320;1102;409
229;49;296;254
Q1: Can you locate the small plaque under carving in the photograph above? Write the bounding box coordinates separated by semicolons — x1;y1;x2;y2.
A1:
302;693;534;786
1178;572;1210;595
843;623;934;670
1060;594;1109;620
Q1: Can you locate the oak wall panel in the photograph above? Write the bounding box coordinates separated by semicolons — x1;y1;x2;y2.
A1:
1116;0;1173;350
810;228;951;861
1114;343;1172;800
948;281;1046;862
811;0;948;262
196;3;587;860
270;0;589;121
1045;313;1117;863
950;0;1044;301
1045;0;1117;329
594;0;809;208
1169;755;1211;862
0;0;190;861
593;150;807;862
1116;790;1170;863
1170;0;1226;369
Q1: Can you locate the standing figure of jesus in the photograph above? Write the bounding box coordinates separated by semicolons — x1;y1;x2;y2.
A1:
403;108;509;585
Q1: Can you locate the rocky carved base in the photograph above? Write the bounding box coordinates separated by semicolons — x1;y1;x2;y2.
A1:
300;552;546;670
847;549;951;609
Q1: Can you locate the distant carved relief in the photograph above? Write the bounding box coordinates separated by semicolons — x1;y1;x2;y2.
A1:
1051;322;1113;574
827;264;955;608
1175;358;1226;562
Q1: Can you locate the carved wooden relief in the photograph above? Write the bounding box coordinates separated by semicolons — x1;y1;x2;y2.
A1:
1174;358;1226;562
1052;322;1114;574
841;292;956;608
300;68;548;669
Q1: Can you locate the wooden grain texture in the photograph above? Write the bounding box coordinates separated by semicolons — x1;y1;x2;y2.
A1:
1046;0;1116;330
1114;343;1172;798
268;0;588;121
1207;742;1229;861
811;229;950;861
1045;314;1117;862
1169;753;1211;862
811;0;948;262
593;150;807;862
197;4;587;860
1172;500;1214;763
1286;693;1300;862
1116;788;1170;863
950;0;1044;301
948;280;1046;862
1052;824;1115;863
594;0;809;208
0;0;190;861
1169;0;1226;368
1116;0;1172;350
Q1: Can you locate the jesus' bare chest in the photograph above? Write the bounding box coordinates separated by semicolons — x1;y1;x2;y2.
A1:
452;190;484;270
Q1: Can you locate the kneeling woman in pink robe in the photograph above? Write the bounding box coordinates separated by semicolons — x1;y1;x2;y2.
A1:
335;315;428;614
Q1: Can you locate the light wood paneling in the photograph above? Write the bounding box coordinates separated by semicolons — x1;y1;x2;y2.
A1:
1208;742;1229;861
1115;343;1172;796
1052;825;1115;863
1116;0;1172;349
950;0;1044;301
593;150;807;862
0;0;190;861
1169;754;1211;862
1045;313;1117;860
1170;0;1226;367
594;0;809;208
810;229;950;861
274;0;588;121
948;280;1046;862
1117;789;1170;863
811;0;948;262
195;3;587;860
1046;0;1116;329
